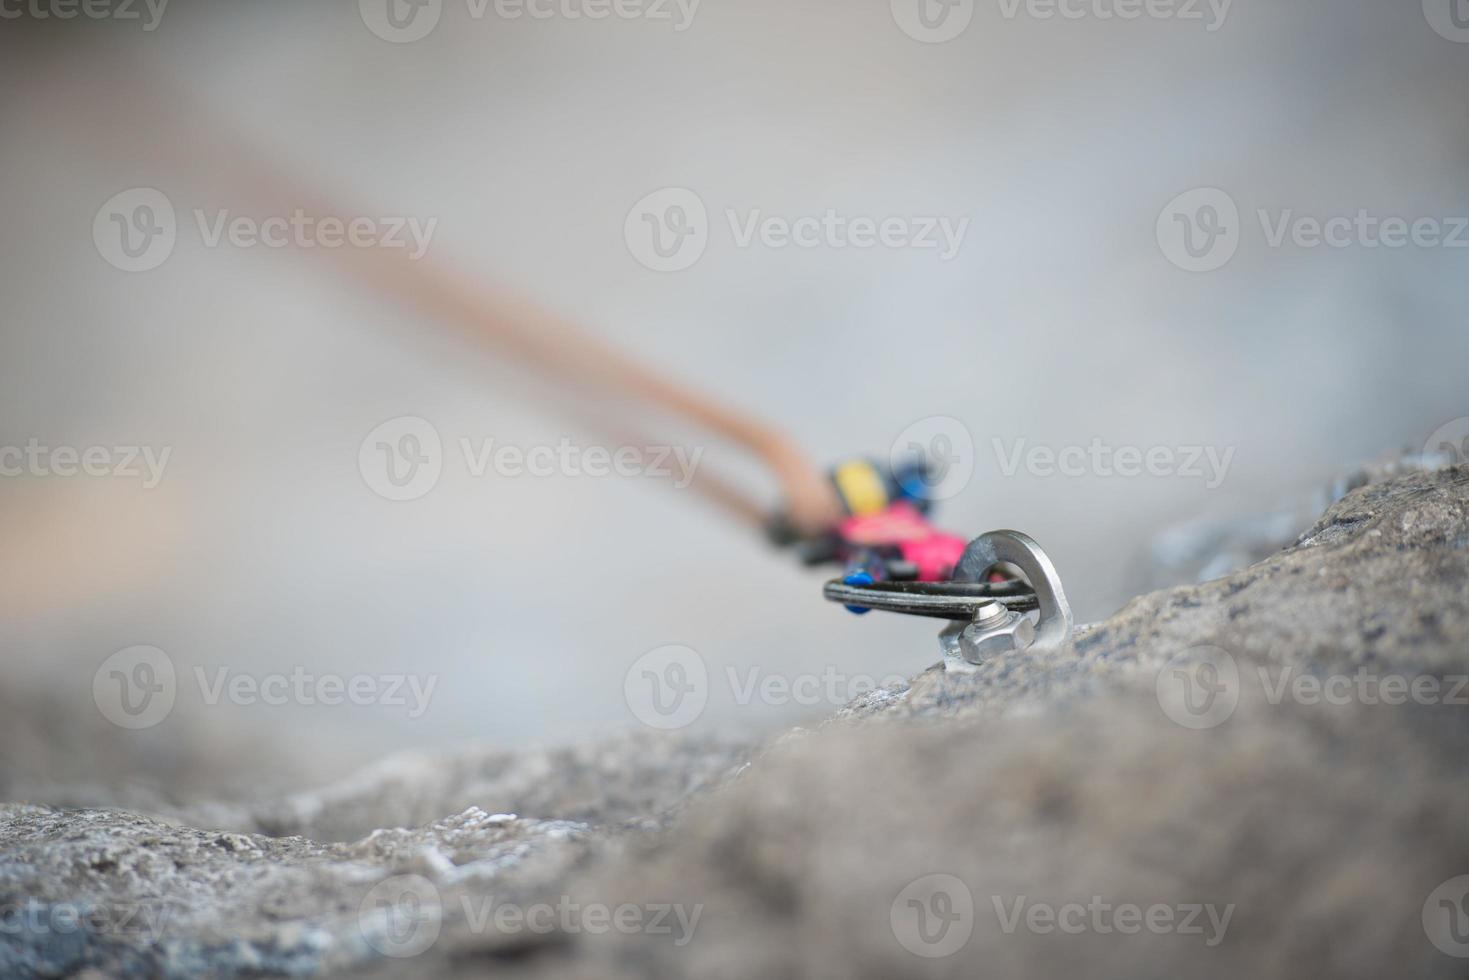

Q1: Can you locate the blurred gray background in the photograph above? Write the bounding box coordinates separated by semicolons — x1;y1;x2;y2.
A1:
0;0;1465;796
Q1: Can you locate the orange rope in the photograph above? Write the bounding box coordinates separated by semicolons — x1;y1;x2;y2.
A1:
47;51;841;534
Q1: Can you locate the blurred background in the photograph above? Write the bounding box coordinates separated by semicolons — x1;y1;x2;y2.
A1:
0;0;1465;801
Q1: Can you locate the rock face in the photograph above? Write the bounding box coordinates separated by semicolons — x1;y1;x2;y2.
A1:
0;805;592;978
3;466;1468;979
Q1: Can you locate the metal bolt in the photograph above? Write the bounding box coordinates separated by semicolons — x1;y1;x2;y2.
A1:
972;600;1007;627
958;608;1036;663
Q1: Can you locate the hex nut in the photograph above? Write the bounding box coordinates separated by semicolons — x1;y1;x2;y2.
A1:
959;612;1036;663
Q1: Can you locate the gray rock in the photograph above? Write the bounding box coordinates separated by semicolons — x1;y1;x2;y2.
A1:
3;465;1468;979
1141;448;1444;588
180;732;754;842
0;804;593;978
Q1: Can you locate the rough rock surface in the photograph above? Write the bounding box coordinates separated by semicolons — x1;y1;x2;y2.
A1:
175;733;753;843
4;466;1468;979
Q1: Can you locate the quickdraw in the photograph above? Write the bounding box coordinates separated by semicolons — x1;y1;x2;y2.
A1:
776;456;1074;671
84;72;1075;674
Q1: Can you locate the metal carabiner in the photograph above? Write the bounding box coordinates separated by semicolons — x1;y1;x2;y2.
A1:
825;528;1073;671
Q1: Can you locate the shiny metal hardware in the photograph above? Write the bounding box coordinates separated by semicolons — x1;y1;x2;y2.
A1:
937;530;1073;671
823;528;1073;671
